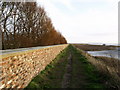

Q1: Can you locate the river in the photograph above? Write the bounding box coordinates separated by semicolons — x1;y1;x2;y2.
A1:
87;48;120;60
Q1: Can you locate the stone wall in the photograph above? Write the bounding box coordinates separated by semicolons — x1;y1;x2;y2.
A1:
0;44;68;88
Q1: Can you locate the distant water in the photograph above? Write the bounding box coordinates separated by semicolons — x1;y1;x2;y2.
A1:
87;48;120;60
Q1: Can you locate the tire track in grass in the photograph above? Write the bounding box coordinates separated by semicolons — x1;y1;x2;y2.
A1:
61;53;72;88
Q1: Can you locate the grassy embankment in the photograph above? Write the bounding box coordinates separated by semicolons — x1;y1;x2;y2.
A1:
94;56;120;85
74;44;120;88
74;45;120;88
25;45;118;89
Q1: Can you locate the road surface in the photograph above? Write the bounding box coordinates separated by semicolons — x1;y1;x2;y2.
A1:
0;45;65;55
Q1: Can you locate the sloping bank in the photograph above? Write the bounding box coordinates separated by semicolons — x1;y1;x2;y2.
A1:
79;48;120;88
25;45;119;89
1;44;68;89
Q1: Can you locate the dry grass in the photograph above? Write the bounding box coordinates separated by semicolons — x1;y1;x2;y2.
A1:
77;48;120;88
94;56;120;72
73;44;117;51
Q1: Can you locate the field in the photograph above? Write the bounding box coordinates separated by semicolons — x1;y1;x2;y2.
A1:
73;44;118;51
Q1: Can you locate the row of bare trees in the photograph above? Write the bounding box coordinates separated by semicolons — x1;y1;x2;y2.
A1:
0;2;67;50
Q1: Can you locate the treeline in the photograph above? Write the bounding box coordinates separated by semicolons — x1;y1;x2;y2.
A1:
0;2;67;50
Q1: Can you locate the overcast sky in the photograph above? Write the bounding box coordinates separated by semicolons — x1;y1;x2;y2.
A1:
37;0;119;44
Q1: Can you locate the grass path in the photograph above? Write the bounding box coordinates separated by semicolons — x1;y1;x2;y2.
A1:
25;45;107;89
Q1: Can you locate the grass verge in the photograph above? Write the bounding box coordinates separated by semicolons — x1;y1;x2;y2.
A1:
77;46;120;88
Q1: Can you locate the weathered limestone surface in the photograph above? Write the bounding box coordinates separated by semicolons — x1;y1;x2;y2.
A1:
0;44;68;88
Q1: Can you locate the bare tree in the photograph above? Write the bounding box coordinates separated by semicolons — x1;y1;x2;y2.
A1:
0;2;67;50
